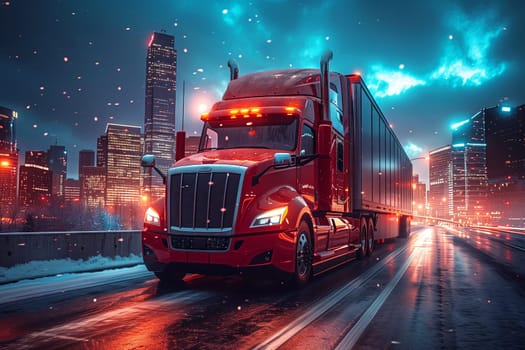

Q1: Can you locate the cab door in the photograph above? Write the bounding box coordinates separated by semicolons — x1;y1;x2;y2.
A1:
298;123;316;208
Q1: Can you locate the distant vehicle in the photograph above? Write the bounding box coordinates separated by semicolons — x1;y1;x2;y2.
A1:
141;50;413;285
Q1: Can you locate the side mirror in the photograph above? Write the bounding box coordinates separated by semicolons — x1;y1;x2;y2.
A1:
274;153;292;166
141;154;166;184
141;154;156;167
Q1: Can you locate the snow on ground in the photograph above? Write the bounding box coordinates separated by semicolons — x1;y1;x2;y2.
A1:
0;263;152;304
0;254;143;285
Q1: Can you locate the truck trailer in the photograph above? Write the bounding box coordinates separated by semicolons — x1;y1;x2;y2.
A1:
141;50;412;285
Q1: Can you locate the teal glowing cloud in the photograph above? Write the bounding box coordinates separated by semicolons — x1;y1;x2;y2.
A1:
404;142;424;159
366;7;507;98
430;8;507;86
221;4;244;27
367;66;426;98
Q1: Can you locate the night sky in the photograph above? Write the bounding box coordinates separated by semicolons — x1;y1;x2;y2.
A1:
1;0;524;181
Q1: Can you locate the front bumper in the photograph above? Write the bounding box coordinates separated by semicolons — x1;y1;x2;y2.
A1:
142;227;297;276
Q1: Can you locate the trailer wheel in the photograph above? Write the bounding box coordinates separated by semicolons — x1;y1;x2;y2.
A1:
399;215;410;238
357;217;368;259
293;220;313;286
367;218;375;256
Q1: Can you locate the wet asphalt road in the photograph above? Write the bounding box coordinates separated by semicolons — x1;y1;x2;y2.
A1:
1;225;524;350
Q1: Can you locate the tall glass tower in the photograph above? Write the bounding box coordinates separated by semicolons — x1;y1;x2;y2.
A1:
144;31;177;200
0;106;19;218
47;144;67;201
450;111;488;224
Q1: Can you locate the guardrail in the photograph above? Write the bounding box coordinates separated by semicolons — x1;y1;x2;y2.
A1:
0;230;142;268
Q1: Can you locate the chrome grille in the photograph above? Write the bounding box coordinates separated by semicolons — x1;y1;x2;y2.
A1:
169;170;241;229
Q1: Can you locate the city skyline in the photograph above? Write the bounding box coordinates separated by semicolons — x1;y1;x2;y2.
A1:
1;1;525;181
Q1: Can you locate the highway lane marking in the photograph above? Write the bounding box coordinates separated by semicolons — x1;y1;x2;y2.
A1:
253;238;414;350
334;232;426;350
31;331;89;343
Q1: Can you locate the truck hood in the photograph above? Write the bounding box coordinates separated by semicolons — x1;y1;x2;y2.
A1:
174;148;287;169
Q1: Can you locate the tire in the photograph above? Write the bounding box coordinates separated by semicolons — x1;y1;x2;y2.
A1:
293;220;313;286
367;218;375;256
357;217;368;259
154;267;185;285
399;215;409;238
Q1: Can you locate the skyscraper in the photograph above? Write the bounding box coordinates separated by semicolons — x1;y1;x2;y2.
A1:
412;174;427;217
485;105;525;180
80;166;106;209
78;149;95;206
0;106;18;218
78;149;95;178
450;111;488;224
428;145;451;219
99;123;143;210
144;31;177;200
19;150;52;210
484;104;525;226
47;144;67;201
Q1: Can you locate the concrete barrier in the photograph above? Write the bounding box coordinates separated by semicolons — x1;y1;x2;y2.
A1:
0;230;142;268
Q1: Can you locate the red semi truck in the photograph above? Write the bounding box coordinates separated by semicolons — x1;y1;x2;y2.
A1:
141;50;412;285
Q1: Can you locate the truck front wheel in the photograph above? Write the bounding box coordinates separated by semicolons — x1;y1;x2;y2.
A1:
154;267;185;285
293;220;313;286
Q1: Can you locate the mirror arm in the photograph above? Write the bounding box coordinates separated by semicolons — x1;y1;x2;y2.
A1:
153;166;167;184
252;164;274;186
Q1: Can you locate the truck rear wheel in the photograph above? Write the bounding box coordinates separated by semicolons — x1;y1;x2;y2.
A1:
367;218;375;256
293;220;313;286
399;215;410;238
357;217;368;259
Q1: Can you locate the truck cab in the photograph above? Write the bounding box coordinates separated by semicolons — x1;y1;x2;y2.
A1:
141;51;412;285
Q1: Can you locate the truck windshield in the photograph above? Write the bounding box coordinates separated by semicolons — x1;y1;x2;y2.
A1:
200;116;298;151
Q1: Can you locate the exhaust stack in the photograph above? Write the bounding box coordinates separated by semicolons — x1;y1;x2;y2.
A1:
228;58;239;80
320;50;333;121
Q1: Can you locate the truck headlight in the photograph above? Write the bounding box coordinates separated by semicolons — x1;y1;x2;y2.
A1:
144;207;161;227
251;207;288;227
